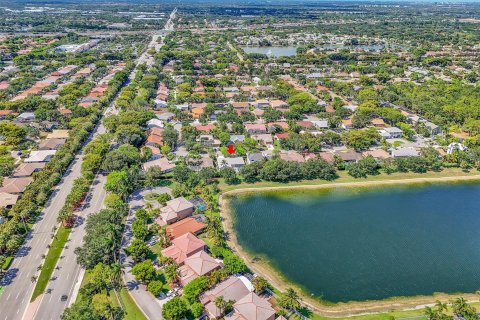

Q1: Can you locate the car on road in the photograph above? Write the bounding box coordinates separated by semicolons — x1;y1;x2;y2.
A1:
60;294;68;301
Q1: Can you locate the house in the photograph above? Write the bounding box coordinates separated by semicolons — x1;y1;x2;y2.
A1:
0;177;33;194
176;104;189;111
187;154;214;171
336;150;362;163
161;233;206;265
344;104;358;112
341;119;353;130
247;152;264;164
270;100;288;109
156;112;175;121
191;107;204;119
423;121;441;136
142;158;176;173
252;134;273;145
268;122;289;131
157;197;195;225
25;150;56;163
178;251;222;285
38;138;66;150
392;148;420;158
297;121;314;129
245;123;267;134
312;120;329;129
319;151;335;163
371;118;386;128
379;127;403;139
252;109;264;118
200;276;254;319
227;292;276;320
195;124;216;133
251;99;270;109
46;129;69;139
154;99;168;109
0;192;18;208
145;134;163;147
147;118;164;129
275;133;289;140
217;156;245;172
166;217;205;239
231;102;250;110
362;149;391;160
12;162;46;177
230;135;245;143
197;135;221;148
17;112;35;123
146;145;162;160
279;151;305;163
223;87;239;93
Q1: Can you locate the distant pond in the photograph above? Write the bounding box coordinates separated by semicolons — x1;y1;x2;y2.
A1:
229;183;480;302
241;46;297;57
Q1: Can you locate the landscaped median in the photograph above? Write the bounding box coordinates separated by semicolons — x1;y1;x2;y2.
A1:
30;226;71;301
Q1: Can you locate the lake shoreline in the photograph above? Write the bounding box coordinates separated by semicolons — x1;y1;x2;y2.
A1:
219;174;480;317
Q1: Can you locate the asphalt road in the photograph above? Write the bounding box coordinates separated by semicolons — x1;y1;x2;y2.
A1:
0;120;105;320
121;188;174;320
0;155;84;320
0;9;176;320
32;174;106;320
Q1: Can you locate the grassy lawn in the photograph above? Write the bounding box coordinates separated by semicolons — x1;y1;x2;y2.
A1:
299;302;480;320
219;168;480;193
31;226;71;301
118;288;148;320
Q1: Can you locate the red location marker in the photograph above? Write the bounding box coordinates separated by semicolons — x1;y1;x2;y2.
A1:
227;144;235;155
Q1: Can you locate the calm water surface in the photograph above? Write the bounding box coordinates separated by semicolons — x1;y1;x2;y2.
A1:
230;183;480;302
242;46;297;57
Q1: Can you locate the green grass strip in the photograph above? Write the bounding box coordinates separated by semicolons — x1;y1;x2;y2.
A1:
31;226;71;301
118;288;148;320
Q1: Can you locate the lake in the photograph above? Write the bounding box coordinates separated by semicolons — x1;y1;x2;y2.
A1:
229;183;480;303
241;46;297;57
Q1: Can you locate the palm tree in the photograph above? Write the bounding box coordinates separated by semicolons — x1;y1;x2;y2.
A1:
279;288;301;310
435;300;448;313
110;263;122;289
214;296;228;316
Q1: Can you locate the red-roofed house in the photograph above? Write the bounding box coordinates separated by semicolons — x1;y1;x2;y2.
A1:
178;251;221;285
161;233;206;265
195;124;216;132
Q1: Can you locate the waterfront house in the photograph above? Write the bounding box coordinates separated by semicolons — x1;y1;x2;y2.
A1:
217;156;245;172
166;217;205;239
392;148;420;158
157;197;195;225
161;232;206;265
178;251;222;286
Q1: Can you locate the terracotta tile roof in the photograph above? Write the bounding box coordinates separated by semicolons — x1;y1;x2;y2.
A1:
12;162;46;177
166;217;205;239
0;177;33;194
161;233;205;264
232;292;275;320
